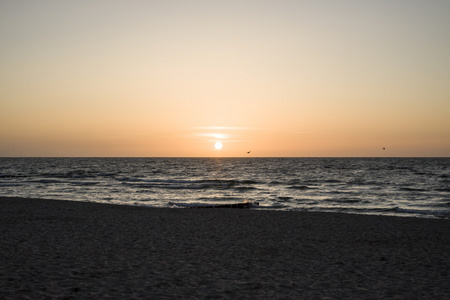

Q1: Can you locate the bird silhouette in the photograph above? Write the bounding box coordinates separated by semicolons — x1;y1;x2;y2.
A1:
247;151;251;154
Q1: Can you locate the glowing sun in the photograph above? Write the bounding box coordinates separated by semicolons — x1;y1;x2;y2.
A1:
215;141;223;150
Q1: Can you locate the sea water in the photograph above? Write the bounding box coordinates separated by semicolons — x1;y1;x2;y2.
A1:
0;157;449;219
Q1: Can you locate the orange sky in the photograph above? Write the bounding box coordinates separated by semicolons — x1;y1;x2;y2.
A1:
1;1;449;157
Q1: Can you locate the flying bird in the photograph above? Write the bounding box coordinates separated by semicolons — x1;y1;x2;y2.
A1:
383;147;386;150
247;151;251;154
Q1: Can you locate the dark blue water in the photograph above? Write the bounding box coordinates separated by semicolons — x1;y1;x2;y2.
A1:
1;158;449;218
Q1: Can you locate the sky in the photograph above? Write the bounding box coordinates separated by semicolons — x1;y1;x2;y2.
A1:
1;0;449;157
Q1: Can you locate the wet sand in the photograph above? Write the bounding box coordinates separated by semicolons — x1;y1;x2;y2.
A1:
1;197;450;299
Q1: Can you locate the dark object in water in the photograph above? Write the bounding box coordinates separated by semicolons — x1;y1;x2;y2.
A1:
169;201;259;209
201;201;259;209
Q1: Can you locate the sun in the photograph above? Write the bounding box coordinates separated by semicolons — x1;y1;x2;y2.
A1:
215;141;223;150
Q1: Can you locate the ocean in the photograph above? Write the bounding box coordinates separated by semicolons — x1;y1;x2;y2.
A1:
1;157;449;219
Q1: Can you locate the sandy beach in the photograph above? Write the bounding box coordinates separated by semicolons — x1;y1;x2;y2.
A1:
2;197;450;299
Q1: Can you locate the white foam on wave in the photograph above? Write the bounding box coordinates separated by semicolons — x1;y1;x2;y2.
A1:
393;207;450;218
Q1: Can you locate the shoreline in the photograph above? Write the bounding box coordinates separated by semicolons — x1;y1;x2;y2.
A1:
2;196;450;299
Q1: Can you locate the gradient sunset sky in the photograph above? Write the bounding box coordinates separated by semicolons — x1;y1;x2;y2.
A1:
1;0;449;157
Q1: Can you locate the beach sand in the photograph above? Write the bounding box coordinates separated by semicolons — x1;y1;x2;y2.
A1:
1;197;450;299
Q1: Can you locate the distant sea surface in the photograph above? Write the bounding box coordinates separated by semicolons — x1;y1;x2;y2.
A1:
1;158;449;219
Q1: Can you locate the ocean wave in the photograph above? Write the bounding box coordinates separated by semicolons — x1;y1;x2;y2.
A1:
27;178;99;186
40;170;98;179
0;183;24;187
32;179;65;184
0;174;26;178
399;187;429;192
323;198;362;204
278;196;293;201
329;190;357;195
70;181;100;186
287;185;314;190
258;202;289;209
119;178;259;190
434;203;450;208
348;180;381;186
235;186;258;191
392;207;450;218
269;180;283;185
197;196;242;202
